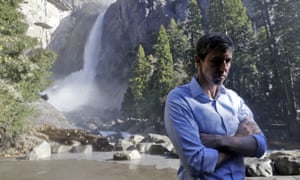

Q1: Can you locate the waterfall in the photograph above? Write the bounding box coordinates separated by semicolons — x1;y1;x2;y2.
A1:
45;2;114;114
83;10;105;79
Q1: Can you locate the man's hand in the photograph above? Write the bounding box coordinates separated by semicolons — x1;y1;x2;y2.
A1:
200;117;261;148
235;117;261;137
200;117;262;157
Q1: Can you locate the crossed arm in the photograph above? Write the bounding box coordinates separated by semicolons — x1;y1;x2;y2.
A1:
200;117;264;168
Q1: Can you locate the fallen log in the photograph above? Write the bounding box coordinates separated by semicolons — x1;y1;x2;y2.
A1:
38;126;113;151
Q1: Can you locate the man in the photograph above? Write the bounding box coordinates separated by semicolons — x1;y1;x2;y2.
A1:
164;33;267;179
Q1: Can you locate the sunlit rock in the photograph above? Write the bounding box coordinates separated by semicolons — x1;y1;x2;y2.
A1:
26;141;51;160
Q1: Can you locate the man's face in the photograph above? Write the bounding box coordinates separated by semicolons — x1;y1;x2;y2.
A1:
197;48;233;86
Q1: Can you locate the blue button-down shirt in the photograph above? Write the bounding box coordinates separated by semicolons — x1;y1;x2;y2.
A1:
164;77;267;180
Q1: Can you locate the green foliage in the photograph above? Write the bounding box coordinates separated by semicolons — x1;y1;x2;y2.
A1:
0;0;56;135
181;0;203;77
167;18;189;84
252;0;300;136
167;19;188;63
122;44;151;118
185;0;203;45
0;0;27;35
120;0;300;139
0;79;31;134
145;25;175;122
0;36;56;101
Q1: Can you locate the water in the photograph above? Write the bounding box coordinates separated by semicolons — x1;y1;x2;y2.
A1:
0;155;178;180
51;152;179;170
45;1;116;113
99;131;132;139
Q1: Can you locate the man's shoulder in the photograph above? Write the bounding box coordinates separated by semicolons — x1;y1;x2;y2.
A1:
221;86;244;104
167;83;191;101
169;83;190;95
222;86;240;97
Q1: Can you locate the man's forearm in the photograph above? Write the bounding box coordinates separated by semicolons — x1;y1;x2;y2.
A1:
217;135;258;157
200;133;258;157
200;118;264;157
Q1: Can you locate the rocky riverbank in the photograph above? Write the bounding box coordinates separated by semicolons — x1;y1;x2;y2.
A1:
1;124;299;179
1;100;300;179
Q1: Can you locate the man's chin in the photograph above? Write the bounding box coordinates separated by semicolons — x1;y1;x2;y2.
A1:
213;79;225;85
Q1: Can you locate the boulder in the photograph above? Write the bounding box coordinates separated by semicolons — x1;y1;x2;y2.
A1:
0;132;43;157
114;139;135;151
141;133;171;143
245;158;273;177
113;150;141;161
138;142;154;153
71;144;93;153
270;150;300;175
26;141;51;160
51;142;73;154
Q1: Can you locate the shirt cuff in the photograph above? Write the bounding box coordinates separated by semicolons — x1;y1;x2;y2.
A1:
252;133;267;157
202;148;219;173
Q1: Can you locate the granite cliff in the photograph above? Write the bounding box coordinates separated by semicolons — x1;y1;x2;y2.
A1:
20;0;257;119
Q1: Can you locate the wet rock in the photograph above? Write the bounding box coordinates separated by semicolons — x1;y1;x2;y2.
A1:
51;142;73;154
138;143;154;153
26;141;51;160
71;145;93;153
114;139;134;151
270;150;300;175
245;158;273;177
113;150;141;161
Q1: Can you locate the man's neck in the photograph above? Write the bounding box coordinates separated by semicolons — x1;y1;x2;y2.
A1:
196;76;219;99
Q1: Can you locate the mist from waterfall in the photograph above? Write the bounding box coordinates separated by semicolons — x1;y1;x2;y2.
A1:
45;2;115;114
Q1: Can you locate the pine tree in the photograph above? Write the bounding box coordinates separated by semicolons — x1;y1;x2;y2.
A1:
181;0;203;77
0;0;56;134
146;25;175;123
167;18;189;84
254;0;300;137
0;0;27;35
122;44;151;119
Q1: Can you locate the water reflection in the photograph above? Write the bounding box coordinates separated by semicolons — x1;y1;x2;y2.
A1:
51;152;179;170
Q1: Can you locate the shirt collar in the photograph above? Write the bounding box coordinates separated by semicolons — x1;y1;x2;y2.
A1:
190;76;227;100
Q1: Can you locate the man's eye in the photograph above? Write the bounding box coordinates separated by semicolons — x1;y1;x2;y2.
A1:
225;58;231;63
212;57;230;64
212;57;223;64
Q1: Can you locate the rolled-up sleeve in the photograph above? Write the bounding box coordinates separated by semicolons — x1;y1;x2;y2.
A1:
252;133;268;157
238;98;268;158
164;92;219;176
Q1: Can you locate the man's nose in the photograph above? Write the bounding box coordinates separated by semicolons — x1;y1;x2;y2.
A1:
219;60;228;71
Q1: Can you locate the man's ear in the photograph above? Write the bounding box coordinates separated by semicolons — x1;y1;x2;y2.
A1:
195;55;201;65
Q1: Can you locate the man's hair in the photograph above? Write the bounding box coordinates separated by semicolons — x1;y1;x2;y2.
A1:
196;32;234;60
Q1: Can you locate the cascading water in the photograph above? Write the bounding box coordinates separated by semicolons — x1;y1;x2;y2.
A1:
45;1;116;120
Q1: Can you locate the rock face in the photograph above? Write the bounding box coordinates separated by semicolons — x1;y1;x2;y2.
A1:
19;0;258;116
19;0;71;48
19;0;113;78
99;0;189;97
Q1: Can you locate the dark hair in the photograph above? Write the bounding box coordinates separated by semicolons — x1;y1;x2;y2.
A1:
196;32;234;60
